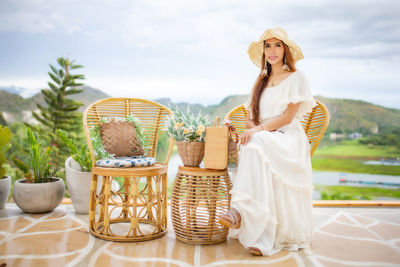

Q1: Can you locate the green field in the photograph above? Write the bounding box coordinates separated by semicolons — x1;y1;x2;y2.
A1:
311;157;400;176
312;139;400;176
314;184;400;200
315;139;400;158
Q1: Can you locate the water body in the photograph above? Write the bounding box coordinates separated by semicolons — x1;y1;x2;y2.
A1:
167;153;400;200
168;153;399;186
312;171;400;189
364;159;400;166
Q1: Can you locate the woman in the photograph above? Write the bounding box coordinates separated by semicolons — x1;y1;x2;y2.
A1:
219;27;317;256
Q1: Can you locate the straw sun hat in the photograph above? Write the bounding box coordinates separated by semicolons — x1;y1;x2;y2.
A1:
248;27;304;69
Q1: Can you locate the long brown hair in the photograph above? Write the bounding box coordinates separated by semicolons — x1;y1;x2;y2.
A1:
250;41;296;124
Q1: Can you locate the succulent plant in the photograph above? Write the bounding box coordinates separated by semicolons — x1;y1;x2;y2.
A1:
166;106;212;142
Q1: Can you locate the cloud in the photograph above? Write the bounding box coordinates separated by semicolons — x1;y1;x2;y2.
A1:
0;76;46;97
1;0;399;60
0;0;399;109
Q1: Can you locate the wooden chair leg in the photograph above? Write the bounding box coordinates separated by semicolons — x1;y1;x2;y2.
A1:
123;176;130;219
147;176;154;220
103;176;111;236
156;175;162;232
131;177;139;238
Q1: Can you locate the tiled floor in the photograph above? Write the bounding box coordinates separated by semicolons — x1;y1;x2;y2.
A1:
0;204;399;266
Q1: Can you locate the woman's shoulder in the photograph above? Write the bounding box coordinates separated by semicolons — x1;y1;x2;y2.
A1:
292;69;309;86
282;69;312;96
293;69;306;79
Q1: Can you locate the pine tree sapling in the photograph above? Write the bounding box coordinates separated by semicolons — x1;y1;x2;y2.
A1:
30;57;86;171
56;129;92;172
12;128;54;183
32;57;85;136
0;125;12;178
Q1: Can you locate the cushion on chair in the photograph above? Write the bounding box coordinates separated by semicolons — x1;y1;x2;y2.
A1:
90;114;147;160
96;156;156;168
100;119;145;157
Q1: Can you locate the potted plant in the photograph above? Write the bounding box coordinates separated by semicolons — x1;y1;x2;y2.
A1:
12;128;65;213
166;107;212;167
57;129;94;214
0;125;11;209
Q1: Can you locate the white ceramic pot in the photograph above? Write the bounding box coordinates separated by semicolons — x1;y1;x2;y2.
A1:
13;177;65;213
66;157;99;214
0;176;11;209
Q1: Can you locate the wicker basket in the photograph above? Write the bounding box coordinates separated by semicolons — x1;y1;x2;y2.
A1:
172;166;232;244
176;141;205;167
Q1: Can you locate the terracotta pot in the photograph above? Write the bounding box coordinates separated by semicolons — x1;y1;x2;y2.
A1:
0;176;11;209
176;141;205;167
13;178;65;213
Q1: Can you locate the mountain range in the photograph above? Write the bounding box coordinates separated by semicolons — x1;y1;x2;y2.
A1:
0;86;399;135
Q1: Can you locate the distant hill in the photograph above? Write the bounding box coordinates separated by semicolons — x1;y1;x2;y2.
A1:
154;95;248;121
156;94;400;135
0;86;109;122
1;86;399;135
0;86;26;96
155;98;205;115
313;95;400;135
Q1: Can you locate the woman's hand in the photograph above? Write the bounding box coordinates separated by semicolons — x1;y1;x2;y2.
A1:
241;126;261;145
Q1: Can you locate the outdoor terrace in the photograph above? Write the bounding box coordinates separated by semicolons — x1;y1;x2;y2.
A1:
1;201;399;267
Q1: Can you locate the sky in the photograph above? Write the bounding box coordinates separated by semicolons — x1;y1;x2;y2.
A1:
0;0;399;108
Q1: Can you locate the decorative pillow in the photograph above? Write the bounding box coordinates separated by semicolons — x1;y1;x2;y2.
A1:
100;119;144;157
90;115;146;160
96;156;156;168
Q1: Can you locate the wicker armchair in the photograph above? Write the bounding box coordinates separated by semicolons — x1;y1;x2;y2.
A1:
83;98;174;242
224;99;330;156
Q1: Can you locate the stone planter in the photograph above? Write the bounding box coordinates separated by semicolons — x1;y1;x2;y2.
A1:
13;178;65;213
0;176;11;209
65;156;94;214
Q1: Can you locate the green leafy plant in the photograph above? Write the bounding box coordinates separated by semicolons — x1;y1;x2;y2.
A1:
0;112;7;126
56;129;92;172
166;106;212;142
0;125;12;178
90;115;147;160
12;128;53;183
90;125;114;160
126;115;146;147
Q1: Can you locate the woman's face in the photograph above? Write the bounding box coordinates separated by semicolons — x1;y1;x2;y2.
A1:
264;38;285;65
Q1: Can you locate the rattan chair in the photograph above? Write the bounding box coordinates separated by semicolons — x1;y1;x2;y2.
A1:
83;98;174;242
224;99;330;156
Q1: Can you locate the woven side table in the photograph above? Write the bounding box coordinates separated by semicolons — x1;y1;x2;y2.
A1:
89;165;168;242
171;166;232;244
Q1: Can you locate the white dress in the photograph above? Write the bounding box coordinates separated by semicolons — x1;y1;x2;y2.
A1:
228;70;317;256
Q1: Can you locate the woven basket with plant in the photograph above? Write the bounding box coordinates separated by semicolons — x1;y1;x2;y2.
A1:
166;107;212;167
